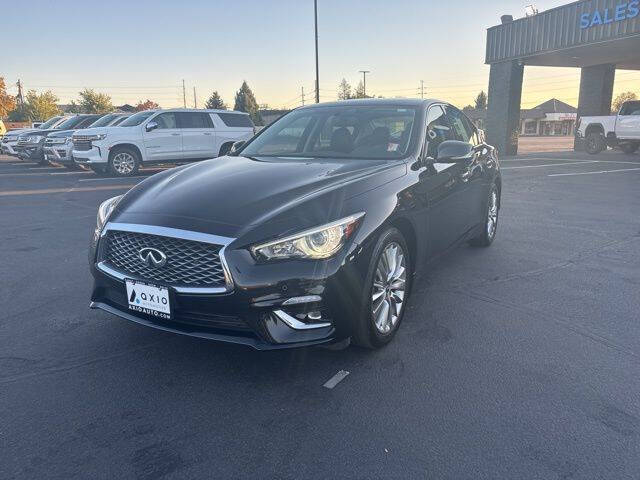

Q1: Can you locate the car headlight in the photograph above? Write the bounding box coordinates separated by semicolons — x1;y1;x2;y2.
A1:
96;195;123;232
251;213;364;261
28;135;44;143
91;134;107;141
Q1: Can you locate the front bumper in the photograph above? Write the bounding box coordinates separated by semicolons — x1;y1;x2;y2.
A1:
73;145;107;164
44;143;74;163
15;142;44;160
1;141;20;156
89;223;371;350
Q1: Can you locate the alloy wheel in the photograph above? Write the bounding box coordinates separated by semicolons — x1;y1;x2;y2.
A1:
371;242;406;334
112;152;135;175
487;190;498;239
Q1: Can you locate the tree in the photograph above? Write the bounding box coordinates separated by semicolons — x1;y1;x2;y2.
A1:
25;90;60;121
474;90;487;110
233;81;262;124
205;91;227;110
463;105;475;112
135;99;160;111
337;79;352;100
7;104;30;122
0;77;16;118
76;89;113;113
612;91;638;113
354;80;368;99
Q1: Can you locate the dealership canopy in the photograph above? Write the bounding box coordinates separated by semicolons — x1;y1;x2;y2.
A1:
485;0;640;154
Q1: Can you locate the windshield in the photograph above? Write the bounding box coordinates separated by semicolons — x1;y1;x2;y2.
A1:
119;111;154;127
241;105;418;159
39;116;63;129
88;114;118;128
55;116;88;130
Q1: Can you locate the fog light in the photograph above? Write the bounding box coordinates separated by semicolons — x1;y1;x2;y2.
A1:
307;311;322;321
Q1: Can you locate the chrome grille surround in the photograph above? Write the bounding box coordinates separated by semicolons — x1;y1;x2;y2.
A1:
97;223;235;294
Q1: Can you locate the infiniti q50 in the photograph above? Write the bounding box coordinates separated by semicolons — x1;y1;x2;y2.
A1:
88;99;501;350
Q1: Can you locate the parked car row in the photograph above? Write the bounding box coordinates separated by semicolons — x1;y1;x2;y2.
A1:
1;108;256;176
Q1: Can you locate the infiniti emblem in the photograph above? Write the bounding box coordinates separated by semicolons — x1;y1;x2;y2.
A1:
138;247;167;268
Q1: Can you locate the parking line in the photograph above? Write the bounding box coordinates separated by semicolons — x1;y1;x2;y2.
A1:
0;185;135;196
79;175;148;182
501;160;598;170
548;167;640;177
323;370;350;389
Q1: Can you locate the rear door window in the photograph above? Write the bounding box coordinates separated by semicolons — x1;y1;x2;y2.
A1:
177;112;214;129
216;113;254;128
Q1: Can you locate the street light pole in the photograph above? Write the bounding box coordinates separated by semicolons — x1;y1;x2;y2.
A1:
314;0;320;103
359;70;370;97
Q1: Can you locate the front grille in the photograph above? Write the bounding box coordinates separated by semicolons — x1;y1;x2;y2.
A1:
73;140;92;151
102;230;227;288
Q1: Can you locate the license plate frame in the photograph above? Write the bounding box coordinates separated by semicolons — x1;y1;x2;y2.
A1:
125;279;172;320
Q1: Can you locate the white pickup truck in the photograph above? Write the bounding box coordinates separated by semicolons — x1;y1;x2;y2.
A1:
576;100;640;154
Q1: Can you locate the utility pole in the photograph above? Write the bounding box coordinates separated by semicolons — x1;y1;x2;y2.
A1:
193;87;197;108
301;86;305;106
16;79;24;105
314;0;320;103
182;80;186;108
420;80;424;99
359;70;370;97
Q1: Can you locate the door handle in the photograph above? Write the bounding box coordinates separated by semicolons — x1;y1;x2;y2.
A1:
171;133;180;136
203;132;212;135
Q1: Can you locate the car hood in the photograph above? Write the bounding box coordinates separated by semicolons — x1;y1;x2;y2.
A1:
113;155;406;241
6;128;39;136
49;129;75;138
79;126;132;136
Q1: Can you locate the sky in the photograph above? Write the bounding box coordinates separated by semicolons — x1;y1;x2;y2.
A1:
3;0;639;110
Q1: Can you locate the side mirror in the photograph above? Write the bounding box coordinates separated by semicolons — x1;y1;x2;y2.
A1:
229;141;245;156
436;140;473;162
145;121;158;132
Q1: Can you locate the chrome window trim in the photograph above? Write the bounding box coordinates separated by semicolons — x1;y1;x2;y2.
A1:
97;222;235;294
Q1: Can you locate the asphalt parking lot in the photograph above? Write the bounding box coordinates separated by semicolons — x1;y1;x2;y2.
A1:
2;151;639;479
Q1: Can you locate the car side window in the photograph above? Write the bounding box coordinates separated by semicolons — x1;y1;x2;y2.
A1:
444;106;475;143
153;113;177;129
620;101;640;116
425;105;453;158
177;112;214;129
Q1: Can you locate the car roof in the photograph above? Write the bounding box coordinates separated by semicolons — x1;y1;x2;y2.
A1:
141;108;249;115
297;98;444;109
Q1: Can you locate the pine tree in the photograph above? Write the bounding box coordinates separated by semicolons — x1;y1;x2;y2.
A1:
205;91;227;110
474;91;487;110
337;79;352;100
233;81;262;124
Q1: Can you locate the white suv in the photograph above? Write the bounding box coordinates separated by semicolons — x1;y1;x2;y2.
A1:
72;108;255;176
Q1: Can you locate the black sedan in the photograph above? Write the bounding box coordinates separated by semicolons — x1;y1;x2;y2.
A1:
89;99;501;350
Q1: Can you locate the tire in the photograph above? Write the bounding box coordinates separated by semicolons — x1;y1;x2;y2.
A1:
469;184;499;247
219;142;233;157
585;132;605;154
352;227;412;349
620;142;639;154
108;147;140;177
